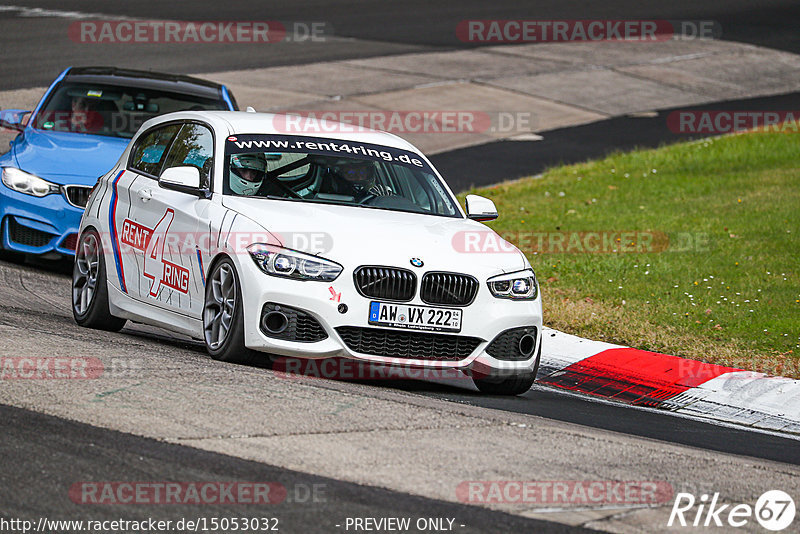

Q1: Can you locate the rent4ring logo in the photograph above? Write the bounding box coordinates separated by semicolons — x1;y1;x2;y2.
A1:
668;490;796;531
119;209;190;295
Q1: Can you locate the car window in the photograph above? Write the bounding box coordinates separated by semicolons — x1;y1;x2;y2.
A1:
223;135;460;218
266;152;310;179
393;165;432;212
161;123;214;188
129;124;181;177
32;81;228;138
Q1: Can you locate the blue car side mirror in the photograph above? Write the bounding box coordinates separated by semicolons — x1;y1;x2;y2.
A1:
0;109;31;133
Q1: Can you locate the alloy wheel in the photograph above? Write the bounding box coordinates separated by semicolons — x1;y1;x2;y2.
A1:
72;233;99;316
204;263;236;350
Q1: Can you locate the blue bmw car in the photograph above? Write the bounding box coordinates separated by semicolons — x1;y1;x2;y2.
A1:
0;66;237;258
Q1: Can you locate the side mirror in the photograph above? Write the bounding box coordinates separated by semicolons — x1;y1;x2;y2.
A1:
465;194;498;221
0;109;31;133
159;166;206;197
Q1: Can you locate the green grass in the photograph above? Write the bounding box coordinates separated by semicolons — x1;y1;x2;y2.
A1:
463;131;800;374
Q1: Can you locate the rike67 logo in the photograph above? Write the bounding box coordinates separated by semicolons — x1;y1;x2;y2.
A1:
669;490;795;531
120;209;190;295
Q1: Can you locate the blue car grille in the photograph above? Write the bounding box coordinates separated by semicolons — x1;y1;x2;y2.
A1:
8;218;55;248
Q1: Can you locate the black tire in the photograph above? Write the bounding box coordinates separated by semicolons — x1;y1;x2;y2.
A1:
72;229;127;331
202;257;258;364
473;344;540;395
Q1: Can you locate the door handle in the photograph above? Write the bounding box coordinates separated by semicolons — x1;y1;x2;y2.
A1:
138;188;153;202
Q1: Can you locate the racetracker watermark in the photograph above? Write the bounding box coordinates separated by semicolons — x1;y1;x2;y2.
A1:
449;230;706;254
667;111;800;134
108;229;333;256
108;227;710;258
457;481;674;507
272;357;473;381
37;111;151;137
0;357;172;380
273;111;537;134
456;20;720;43
68;20;331;43
69;482;292;505
0;357;103;379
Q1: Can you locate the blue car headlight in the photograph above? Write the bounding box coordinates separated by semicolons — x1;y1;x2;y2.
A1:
2;167;60;197
487;269;539;300
247;243;342;282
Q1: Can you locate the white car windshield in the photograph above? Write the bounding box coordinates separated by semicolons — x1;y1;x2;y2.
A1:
224;134;461;217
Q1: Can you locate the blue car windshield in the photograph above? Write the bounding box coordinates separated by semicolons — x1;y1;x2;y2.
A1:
32;82;226;138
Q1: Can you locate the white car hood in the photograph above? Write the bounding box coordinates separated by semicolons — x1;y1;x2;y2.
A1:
221;196;526;276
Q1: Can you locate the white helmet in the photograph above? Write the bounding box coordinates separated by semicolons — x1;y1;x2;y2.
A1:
230;153;268;195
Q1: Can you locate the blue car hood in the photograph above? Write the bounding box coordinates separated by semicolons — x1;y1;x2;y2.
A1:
11;129;129;185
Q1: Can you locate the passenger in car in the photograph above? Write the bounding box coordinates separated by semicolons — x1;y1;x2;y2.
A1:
321;159;391;201
68;96;105;133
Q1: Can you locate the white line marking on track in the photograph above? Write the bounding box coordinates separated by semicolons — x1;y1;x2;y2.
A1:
0;4;135;20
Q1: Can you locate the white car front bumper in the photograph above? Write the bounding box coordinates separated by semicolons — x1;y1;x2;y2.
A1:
236;257;542;376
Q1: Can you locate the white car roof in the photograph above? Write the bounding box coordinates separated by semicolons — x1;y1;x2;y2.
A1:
140;110;422;152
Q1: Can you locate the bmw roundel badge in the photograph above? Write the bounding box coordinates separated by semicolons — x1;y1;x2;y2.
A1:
410;258;424;268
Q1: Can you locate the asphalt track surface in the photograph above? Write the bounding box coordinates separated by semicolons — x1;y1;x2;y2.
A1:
4;256;800;462
387;380;800;466
0;254;798;532
2;2;799;191
2;1;800;531
430;90;800;189
1;0;799;90
0;403;585;533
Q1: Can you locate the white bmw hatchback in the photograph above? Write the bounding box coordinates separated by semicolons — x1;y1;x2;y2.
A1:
72;111;542;395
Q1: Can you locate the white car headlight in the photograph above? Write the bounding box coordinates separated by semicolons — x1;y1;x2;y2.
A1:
487;269;539;300
247;243;342;282
1;167;60;197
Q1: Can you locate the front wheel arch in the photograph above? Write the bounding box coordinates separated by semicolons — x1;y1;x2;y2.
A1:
202;254;260;365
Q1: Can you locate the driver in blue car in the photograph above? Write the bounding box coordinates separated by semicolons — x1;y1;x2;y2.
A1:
68;96;103;133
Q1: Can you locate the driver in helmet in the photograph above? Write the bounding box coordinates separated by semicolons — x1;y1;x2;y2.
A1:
328;159;389;200
230;153;268;196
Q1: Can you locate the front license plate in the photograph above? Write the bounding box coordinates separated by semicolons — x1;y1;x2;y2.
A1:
368;301;462;333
